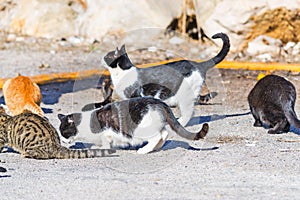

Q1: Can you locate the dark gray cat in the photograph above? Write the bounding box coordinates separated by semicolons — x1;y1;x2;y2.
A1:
102;33;230;126
248;74;300;134
58;97;209;154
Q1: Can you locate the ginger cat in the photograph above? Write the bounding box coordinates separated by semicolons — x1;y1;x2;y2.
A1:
3;75;44;117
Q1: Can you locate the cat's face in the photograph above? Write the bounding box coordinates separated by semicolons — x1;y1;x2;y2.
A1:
58;113;82;139
103;44;133;70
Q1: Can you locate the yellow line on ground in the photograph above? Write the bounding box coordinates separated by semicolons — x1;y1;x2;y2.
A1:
139;59;300;71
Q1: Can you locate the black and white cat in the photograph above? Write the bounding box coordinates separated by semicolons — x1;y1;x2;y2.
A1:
58;97;209;154
102;33;230;126
248;74;300;134
81;77;218;111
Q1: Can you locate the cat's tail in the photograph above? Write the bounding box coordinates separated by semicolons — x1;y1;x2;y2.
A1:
196;32;230;72
81;98;112;111
162;103;209;140
53;146;117;159
285;108;300;129
24;101;44;117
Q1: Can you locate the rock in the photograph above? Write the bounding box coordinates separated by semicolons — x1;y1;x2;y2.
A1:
68;36;83;45
169;36;184;45
148;46;157;52
6;33;16;42
292;42;300;55
256;53;273;62
283;41;296;51
246;35;282;56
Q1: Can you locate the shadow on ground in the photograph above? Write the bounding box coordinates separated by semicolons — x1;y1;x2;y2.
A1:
70;140;219;153
40;77;103;105
187;112;251;126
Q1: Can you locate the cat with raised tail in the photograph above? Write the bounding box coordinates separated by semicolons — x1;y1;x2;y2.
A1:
58;97;209;154
0;112;116;159
3;75;44;117
248;74;300;134
102;33;230;126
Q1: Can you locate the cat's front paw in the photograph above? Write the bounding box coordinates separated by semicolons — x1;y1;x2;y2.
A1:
267;129;278;134
60;137;72;145
136;148;152;154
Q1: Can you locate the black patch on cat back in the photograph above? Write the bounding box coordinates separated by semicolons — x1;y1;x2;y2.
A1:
95;104;123;134
141;84;174;100
136;60;196;99
127;97;153;124
163;60;195;77
95;97;161;138
248;75;300;134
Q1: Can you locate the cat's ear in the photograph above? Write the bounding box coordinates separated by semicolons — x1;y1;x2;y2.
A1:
120;44;126;54
57;114;66;122
71;113;82;125
114;47;119;57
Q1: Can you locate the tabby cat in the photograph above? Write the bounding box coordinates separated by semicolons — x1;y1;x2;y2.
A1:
248;74;300;134
59;97;209;154
3;75;44;117
0;112;116;159
102;33;230;126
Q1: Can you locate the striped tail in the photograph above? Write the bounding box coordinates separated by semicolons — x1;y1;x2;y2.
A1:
24;101;44;117
54;146;116;159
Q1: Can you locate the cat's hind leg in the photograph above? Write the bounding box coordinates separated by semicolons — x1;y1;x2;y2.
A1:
23;148;49;159
172;74;197;127
0;130;6;152
153;130;169;151
268;118;290;134
177;97;194;127
250;106;263;127
137;134;163;154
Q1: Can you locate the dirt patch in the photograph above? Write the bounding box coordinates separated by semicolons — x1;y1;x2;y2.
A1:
207;136;247;144
244;7;300;48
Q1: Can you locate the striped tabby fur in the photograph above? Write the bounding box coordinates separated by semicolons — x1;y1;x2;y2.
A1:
0;112;116;159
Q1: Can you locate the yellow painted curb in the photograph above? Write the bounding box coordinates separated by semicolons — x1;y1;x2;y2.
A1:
1;60;300;90
139;59;300;71
216;60;300;72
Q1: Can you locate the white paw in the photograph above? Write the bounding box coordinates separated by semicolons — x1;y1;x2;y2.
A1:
60;137;72;146
90;145;103;149
137;148;151;154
